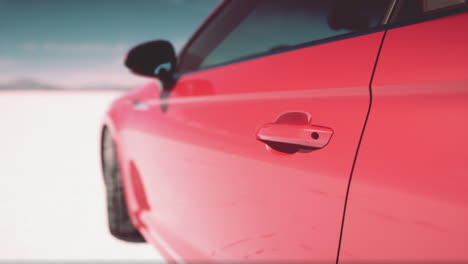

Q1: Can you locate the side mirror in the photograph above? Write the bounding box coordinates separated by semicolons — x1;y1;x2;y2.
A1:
125;40;176;86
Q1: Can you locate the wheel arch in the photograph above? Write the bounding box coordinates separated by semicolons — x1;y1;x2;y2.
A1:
100;107;147;231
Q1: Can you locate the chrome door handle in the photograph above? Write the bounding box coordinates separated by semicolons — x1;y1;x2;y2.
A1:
257;123;333;149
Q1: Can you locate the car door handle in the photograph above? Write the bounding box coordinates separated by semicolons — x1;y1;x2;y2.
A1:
256;123;333;149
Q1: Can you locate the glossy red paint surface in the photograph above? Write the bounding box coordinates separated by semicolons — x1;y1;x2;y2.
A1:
102;7;468;263
340;13;468;263
104;31;385;263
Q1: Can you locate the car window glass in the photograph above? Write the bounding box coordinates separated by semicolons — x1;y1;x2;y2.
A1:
393;0;466;22
178;0;391;73
424;0;466;12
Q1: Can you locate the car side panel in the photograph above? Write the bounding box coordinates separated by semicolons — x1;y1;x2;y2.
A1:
123;32;385;262
340;13;468;262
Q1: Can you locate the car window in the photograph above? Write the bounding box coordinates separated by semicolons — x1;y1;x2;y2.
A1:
178;0;392;73
392;0;467;23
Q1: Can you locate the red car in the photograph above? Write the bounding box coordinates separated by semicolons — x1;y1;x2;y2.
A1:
100;0;468;263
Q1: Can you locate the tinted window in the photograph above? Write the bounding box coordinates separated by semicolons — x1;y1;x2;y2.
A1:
178;0;391;72
393;0;466;23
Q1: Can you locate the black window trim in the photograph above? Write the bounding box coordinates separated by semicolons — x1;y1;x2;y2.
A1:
382;0;399;24
176;0;231;73
175;0;466;78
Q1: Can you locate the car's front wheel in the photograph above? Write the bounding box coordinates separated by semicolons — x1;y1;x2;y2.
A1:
101;127;145;243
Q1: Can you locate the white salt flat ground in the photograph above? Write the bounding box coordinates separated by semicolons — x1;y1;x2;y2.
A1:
0;91;164;261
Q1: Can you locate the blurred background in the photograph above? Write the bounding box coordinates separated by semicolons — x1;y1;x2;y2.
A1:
0;0;218;261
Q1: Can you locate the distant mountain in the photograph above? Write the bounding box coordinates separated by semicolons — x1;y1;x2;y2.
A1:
0;79;60;91
0;79;133;91
75;84;134;91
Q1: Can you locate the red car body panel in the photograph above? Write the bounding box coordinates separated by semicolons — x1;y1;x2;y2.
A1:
107;32;386;262
100;4;468;263
340;13;468;263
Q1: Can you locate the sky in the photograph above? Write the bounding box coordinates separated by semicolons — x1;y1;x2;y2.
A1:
0;0;220;89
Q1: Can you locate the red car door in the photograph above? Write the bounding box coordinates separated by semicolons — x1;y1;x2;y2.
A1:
124;0;392;262
339;2;468;263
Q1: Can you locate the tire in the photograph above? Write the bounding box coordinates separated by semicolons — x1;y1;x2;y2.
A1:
101;127;145;243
